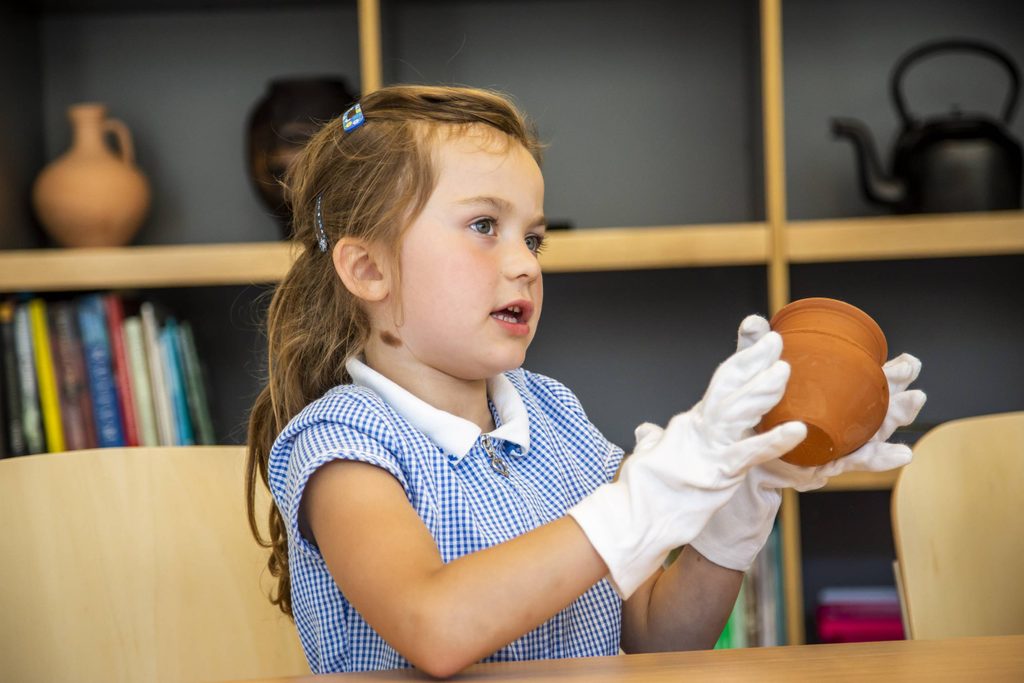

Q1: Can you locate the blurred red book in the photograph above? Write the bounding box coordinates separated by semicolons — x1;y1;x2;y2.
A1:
816;586;904;643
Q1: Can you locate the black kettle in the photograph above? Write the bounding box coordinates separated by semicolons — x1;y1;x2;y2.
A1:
832;39;1023;214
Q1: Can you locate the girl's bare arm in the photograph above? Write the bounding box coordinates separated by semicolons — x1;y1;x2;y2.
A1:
619;546;743;653
303;460;607;678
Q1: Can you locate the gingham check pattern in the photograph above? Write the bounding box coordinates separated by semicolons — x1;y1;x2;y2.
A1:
268;368;624;673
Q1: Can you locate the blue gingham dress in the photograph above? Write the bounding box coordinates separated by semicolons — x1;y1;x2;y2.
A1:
267;368;624;673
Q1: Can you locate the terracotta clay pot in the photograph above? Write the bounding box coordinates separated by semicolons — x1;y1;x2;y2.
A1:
32;103;150;248
756;297;890;467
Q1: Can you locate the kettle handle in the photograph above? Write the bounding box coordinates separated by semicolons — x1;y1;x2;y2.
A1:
890;38;1020;126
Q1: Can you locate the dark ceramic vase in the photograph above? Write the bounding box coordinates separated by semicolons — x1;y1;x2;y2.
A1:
246;77;356;236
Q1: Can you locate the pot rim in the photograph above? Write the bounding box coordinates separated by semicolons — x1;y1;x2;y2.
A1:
770;297;888;364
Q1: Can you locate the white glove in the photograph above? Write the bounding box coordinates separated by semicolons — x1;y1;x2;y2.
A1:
688;315;928;571
568;330;807;599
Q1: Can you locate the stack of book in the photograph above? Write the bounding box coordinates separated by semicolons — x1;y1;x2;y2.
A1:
816;586;904;643
715;523;787;649
0;293;215;457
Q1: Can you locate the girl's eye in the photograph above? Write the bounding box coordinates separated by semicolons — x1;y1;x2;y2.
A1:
525;233;546;254
469;218;496;236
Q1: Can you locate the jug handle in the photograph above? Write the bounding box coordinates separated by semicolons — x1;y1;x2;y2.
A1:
104;118;136;165
890;38;1020;127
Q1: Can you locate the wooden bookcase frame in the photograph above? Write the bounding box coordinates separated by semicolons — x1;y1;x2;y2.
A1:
1;0;1022;645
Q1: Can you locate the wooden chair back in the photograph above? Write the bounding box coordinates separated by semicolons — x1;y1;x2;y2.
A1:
0;446;308;682
892;412;1024;639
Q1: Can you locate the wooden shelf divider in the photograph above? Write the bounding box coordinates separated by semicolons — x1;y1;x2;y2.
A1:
539;223;769;272
788;211;1024;263
819;469;900;492
0;242;296;292
3;211;1022;293
0;223;770;293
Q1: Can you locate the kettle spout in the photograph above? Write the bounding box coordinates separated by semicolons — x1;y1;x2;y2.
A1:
831;118;906;207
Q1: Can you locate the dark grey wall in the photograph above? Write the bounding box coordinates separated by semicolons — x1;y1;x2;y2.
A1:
33;0;767;444
17;0;1024;448
529;266;769;450
40;4;361;245
792;255;1024;431
782;3;1024;638
382;0;1024;447
780;0;1024;441
39;0;762;241
0;7;44;249
387;0;763;228
383;0;768;449
36;5;363;440
783;0;1024;219
151;283;270;444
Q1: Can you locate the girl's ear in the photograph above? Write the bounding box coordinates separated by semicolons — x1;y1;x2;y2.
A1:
332;237;391;302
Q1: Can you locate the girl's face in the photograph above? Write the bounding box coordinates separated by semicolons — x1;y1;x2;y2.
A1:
388;127;546;381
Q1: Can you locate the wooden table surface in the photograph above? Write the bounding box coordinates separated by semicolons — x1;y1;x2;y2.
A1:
234;634;1024;682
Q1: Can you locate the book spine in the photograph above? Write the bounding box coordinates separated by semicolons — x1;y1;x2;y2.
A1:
123;317;160;447
77;294;125;448
104;294;140;447
714;613;734;649
50;301;96;451
771;525;786;644
13;303;45;454
28;299;65;453
753;522;783;647
178;322;216;445
733;575;749;648
1;301;26;456
140;302;175;446
743;566;759;647
715;577;750;650
0;338;7;458
161;320;194;446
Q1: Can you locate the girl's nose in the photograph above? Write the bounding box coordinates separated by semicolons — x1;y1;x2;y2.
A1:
503;239;542;282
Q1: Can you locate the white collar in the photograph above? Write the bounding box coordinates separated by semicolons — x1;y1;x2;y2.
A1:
345;357;531;463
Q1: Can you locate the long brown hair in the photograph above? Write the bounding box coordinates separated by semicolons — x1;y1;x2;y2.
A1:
246;85;543;616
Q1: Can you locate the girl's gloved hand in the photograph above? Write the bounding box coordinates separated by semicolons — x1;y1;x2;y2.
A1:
568;330;807;599
688;315;928;572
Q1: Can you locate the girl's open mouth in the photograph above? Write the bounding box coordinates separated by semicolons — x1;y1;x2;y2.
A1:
492;305;525;324
490;301;533;335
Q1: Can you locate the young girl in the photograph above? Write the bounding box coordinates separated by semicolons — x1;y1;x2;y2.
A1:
246;85;925;676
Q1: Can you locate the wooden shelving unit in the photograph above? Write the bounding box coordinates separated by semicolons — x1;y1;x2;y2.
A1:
821;469;900;492
2;0;1019;649
0;242;295;292
788;211;1024;263
0;223;770;292
3;211;1019;293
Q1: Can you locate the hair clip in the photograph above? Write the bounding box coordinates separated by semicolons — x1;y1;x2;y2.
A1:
314;192;329;253
342;103;365;133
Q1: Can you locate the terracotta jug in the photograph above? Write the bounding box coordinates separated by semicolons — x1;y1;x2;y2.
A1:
32;103;150;248
757;298;890;467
